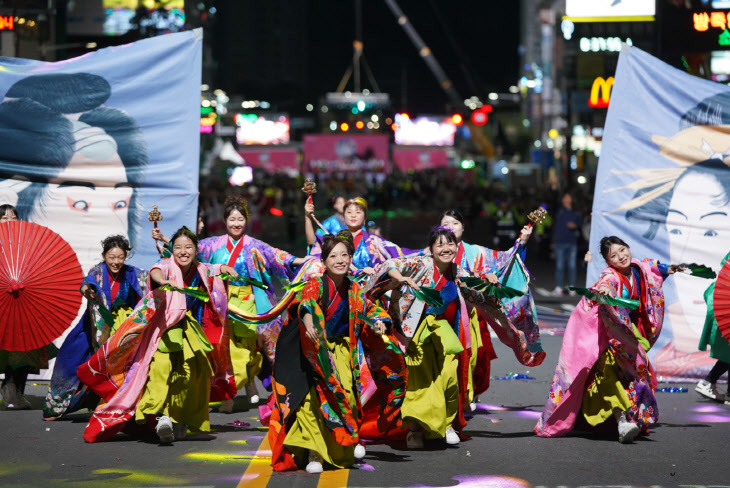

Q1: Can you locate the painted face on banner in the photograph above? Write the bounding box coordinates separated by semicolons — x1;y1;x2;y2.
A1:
666;164;730;351
31;119;133;270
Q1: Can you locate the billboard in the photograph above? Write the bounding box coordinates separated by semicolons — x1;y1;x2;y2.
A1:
67;0;185;37
303;134;389;174
235;114;290;145
566;0;655;19
237;148;299;175
392;148;450;171
393;113;457;146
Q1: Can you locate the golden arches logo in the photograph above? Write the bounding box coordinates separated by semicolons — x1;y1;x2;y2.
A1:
588;76;614;108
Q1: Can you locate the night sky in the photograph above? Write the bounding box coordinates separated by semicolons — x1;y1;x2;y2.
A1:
301;1;520;115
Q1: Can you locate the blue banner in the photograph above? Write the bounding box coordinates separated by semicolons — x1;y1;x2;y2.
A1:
590;45;730;381
0;30;201;273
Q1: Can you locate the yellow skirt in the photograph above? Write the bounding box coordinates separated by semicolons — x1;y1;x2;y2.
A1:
228;285;262;389
135;313;214;432
401;316;460;439
582;349;632;426
284;337;356;468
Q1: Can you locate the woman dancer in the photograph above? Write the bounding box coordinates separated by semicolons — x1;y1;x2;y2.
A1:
305;197;410;275
436;210;544;406
78;227;237;443
364;227;542;448
696;249;730;403
44;235;147;419
268;231;398;473
154;196;307;411
535;236;682;443
0;204;57;410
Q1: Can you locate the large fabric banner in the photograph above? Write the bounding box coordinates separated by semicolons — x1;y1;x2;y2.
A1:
590;45;730;381
0;30;201;274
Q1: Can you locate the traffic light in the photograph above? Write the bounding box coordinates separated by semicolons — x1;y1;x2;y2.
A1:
470;104;492;126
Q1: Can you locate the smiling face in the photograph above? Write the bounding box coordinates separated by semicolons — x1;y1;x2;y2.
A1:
324;241;352;278
226;209;247;240
1;208;18;223
667;170;730;343
604;243;632;274
29;120;132;269
440;215;464;242
431;235;458;267
103;246;127;275
172;235;196;270
344;204;366;229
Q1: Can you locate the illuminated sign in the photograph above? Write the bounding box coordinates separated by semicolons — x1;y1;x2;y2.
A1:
393;113;457;146
565;0;655;21
689;11;730;46
579;37;632;52
588;77;614;108
235;114;290;145
0;16;14;30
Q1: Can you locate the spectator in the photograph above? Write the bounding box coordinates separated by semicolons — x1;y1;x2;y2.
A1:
553;193;582;296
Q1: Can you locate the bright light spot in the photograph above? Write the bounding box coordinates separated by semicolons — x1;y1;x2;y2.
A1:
363;89;370;94
367;121;374;129
340;122;349;131
371;114;379;122
548;129;559;139
329;121;337;131
509;85;519;93
373;122;380;129
321;106;329;113
501;166;509;175
357;100;366;111
229;166;253;186
355;120;365;129
451;114;463;125
522;119;530;128
306;104;314;111
460;159;475;169
202;100;211;107
488;92;498;100
260;101;271;109
85;42;97;49
577;175;587;184
534;140;542;148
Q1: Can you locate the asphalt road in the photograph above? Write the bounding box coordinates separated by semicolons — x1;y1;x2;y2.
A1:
2;330;728;488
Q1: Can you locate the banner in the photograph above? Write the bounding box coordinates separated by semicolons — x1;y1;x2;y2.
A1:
392;148;450;172
238;148;299;175
0;30;202;274
303;134;389;174
590;45;730;381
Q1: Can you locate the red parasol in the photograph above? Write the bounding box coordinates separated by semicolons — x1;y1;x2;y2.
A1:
713;258;730;343
0;221;84;351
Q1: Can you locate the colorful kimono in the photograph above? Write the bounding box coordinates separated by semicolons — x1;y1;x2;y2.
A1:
268;275;405;471
699;250;730;363
315;214;347;236
535;258;666;438
364;256;544;439
310;230;411;271
44;262;147;420
419;239;544;397
78;258;231;443
197;234;298;387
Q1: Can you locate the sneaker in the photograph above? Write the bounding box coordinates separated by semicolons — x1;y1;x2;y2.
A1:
219;399;234;413
156;415;174;444
173;422;187;440
306;450;323;473
406;430;424;449
354;443;366;460
617;412;639;444
695;380;726;402
1;383;18;409
467;402;477;412
245;382;260;405
567;289;577;297
445;426;460;445
552;286;564;297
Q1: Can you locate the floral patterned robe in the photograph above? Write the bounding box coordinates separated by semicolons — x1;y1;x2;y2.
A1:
535;258;666;437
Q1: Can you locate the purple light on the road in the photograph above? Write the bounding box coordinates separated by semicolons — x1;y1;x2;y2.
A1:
475;404;510;412
514;410;542;419
689;413;730;423
692;404;725;413
452;474;532;488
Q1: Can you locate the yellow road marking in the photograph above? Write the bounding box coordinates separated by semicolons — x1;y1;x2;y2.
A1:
236;435;273;488
316;468;350;488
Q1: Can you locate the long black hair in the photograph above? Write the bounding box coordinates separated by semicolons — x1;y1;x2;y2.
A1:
600;236;630;260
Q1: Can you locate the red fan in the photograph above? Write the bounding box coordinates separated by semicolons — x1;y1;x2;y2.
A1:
0;221;83;351
713;258;730;342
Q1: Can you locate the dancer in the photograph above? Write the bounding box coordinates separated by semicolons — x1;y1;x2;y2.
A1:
78;227;236;443
44;235;147;419
535;236;682;443
436;209;544;407
696;249;730;403
0;204;57;410
305;197;410;275
315;194;348;236
268;231;397;473
153;195;308;411
364;226;543;449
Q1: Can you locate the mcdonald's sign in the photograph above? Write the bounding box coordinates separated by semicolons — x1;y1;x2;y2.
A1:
588;76;614;108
